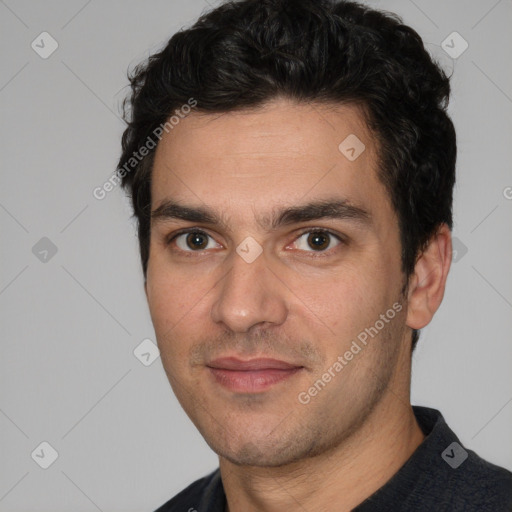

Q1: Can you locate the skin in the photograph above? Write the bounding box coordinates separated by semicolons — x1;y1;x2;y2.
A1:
145;97;452;511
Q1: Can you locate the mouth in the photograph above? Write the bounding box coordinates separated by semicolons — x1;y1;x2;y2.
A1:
206;357;304;393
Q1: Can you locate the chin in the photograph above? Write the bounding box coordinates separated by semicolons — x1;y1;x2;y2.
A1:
207;427;325;468
220;444;299;467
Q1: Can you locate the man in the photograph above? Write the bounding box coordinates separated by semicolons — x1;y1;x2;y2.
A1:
117;0;512;510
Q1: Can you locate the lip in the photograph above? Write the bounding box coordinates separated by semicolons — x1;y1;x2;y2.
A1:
208;357;300;371
207;357;303;393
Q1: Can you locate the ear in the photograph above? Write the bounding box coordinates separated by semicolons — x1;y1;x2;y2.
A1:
406;224;452;330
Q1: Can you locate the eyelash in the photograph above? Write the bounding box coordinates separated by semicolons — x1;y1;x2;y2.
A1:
166;227;345;258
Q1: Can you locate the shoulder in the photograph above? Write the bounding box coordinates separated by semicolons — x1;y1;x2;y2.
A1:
443;448;512;510
153;469;224;512
412;406;512;511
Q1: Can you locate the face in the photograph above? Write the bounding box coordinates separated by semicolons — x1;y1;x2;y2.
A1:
146;98;410;467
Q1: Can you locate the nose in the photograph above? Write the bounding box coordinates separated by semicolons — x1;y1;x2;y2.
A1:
210;247;288;333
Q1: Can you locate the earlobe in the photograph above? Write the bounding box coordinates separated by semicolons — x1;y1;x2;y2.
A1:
406;224;452;330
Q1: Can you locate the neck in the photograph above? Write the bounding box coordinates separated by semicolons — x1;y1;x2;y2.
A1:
220;388;425;512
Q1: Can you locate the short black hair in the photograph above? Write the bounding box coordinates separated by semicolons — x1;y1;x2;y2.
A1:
118;0;456;351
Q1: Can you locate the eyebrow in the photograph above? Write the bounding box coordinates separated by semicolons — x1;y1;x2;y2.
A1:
150;197;371;231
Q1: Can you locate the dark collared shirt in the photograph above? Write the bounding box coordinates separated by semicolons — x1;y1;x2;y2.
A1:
155;406;512;511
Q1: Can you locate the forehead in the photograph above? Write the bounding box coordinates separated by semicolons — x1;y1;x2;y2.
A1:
151;98;390;225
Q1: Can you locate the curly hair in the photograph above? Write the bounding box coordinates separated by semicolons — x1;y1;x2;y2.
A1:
118;0;457;351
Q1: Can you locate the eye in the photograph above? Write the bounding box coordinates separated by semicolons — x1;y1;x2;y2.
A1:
172;230;221;252
168;228;343;255
291;230;342;253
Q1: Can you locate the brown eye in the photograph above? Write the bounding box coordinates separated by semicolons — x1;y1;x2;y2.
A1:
186;232;208;250
293;230;341;253
307;232;330;251
174;230;218;252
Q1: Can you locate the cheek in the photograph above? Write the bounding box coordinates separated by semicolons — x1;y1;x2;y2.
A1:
145;251;218;359
295;263;383;333
146;262;185;342
147;247;200;320
146;273;180;332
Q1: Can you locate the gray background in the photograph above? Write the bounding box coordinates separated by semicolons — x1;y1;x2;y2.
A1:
1;0;511;510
